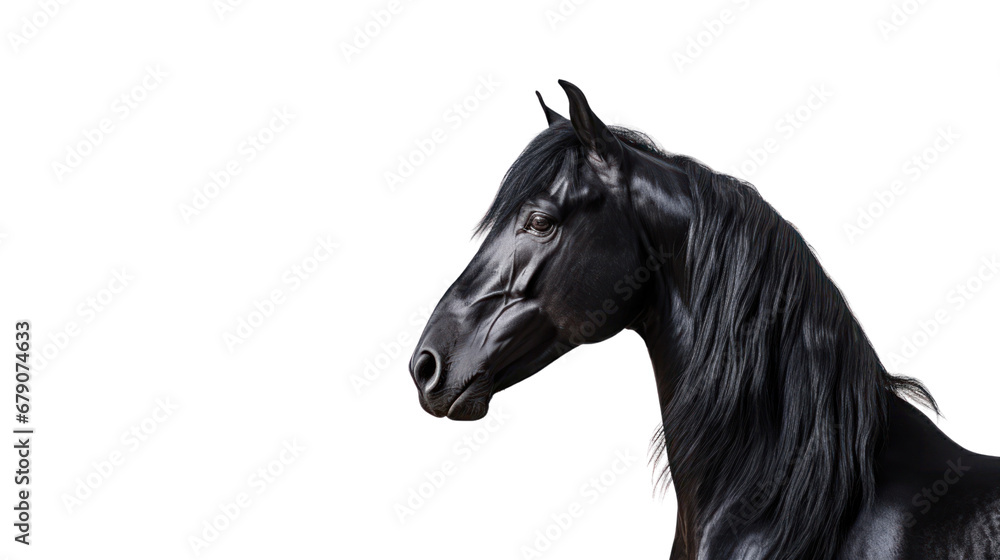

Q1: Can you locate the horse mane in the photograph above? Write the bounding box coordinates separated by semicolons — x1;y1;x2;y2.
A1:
647;154;937;558
475;122;578;236
478;122;937;559
475;122;673;236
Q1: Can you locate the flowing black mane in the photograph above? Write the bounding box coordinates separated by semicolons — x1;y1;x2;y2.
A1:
651;153;938;559
479;123;938;559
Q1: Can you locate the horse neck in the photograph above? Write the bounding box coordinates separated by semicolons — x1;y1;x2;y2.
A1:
630;159;894;559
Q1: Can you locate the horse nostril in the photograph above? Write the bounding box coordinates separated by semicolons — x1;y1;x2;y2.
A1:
412;350;440;393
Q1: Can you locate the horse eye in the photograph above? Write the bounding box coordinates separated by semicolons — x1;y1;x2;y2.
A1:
526;214;555;236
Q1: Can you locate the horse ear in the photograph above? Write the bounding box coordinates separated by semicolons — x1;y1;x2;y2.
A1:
558;79;623;166
535;91;567;126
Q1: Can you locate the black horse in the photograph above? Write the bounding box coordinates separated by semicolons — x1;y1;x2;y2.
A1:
408;81;1000;559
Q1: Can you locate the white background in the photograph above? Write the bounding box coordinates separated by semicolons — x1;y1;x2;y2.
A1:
2;0;999;558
